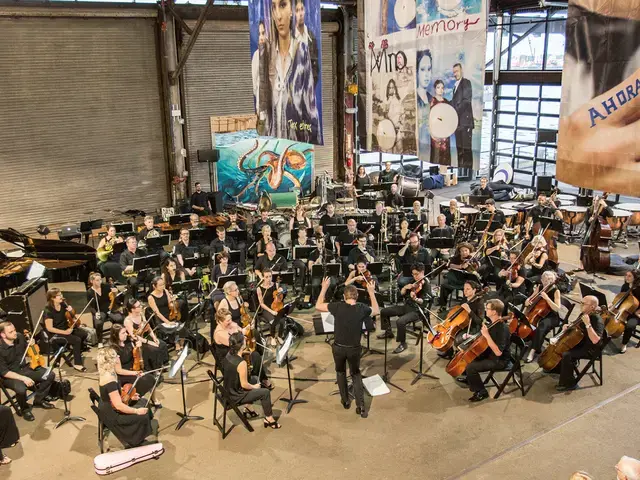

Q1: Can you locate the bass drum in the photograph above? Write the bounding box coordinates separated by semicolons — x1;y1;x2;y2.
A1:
397;175;421;198
278;232;292;248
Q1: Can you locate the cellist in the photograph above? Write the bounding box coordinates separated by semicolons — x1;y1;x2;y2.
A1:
618;270;640;354
524;271;562;363
457;299;511;403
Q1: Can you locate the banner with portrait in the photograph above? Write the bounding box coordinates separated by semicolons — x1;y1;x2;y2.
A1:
557;0;640;196
249;0;324;146
365;0;487;170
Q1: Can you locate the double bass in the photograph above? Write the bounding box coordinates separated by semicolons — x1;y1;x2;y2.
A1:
602;287;639;338
580;193;611;273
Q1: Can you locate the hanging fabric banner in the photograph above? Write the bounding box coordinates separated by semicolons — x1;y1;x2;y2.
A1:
365;0;486;169
249;0;324;145
557;0;640;196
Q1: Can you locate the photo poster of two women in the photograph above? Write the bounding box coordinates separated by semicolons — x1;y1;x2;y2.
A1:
557;0;640;197
366;0;487;170
249;0;324;146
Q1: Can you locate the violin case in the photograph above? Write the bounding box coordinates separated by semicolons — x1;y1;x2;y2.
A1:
94;442;164;475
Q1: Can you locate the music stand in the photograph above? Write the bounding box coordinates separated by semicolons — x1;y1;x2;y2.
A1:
227;230;248;243
293;246;317;260
386;244;403;256
183;256;209;270
367;262;384;276
357;197;377;210
311;263;340;279
80;219;103;246
276;304;307;414
188;228;207;245
341;244;356;259
271;271;295;286
380;324;406;393
169;345;204;430
291;228;314;240
217;274;248;290
114;222;134;235
362;183;388;193
145;235;171;251
474;219;502;234
52;345;85;429
276;247;290;261
325;224;345;238
426;237;455;250
169;214;191;225
185;301;213;373
578;282;608;308
539;216;563;233
403;196;425;208
410;303;439;385
468;195;490;206
508;303;533;332
171;279;200;295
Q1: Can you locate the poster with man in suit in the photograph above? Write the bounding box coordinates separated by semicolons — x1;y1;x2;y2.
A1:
451;62;474;169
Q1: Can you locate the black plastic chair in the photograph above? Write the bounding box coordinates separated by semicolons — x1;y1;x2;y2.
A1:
483;335;527;399
0;377;26;416
572;332;610;387
207;370;254;440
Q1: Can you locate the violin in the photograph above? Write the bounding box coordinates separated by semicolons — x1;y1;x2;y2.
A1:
356;270;374;289
168;292;181;322
132;342;144;371
120;376;141;405
240;296;256;369
63;300;83;329
270;277;286;312
602;286;640;338
23;330;46;370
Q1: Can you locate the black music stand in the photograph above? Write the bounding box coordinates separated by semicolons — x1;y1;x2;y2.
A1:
145;235;171;251
276;304;307;414
341;244;356;259
468;195;490;207
185;301;213;373
276;247;290;261
357;197;377;210
132;254;161;274
293;246;317;260
172;278;200;295
51;345;85;429
291;228;314;240
170;345;204;430
271;271;295;286
79;219;103;246
475;219;502;234
183;256;209;271
508;303;533;332
578;283;608;308
227;230;248;243
403;196;425;208
425;237;455;250
114;222;134;235
362;183;389;193
411;303;439;385
217;274;249;290
539;216;563;233
325;224;346;238
381;326;406;393
310;263;341;279
386;243;403;256
169;214;191;225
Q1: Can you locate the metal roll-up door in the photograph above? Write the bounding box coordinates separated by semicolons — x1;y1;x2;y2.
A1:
0;16;167;234
182;21;337;191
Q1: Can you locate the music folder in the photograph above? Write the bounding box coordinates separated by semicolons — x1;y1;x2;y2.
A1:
183;256;208;269
132;254;160;272
294;246;317;260
227;230;247;243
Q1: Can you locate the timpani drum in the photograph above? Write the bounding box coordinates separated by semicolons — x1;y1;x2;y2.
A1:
397;175;421;198
561;206;588;226
616;203;640;226
607;209;632;231
556;194;577;206
501;208;517;228
460;207;480;226
502;202;534;226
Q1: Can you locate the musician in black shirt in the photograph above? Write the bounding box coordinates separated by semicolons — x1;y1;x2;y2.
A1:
525;193;563;237
386;183;403;209
120;236;145;298
379;161;397;184
316;278;379;418
479;199;505;226
620;270;640;353
137;216;160;243
407;200;428;228
252;210;276;238
225;211;247;232
254;242;287;280
210;225;245;271
398;233;432;288
319;203;344;229
378;263;432;354
557;295;604;391
292;228;315;288
0;322;55;421
431;214;455;261
335;218;361;270
347;235;375;272
461;299;511;402
190;182;211;215
471;176;494;199
87;272;124;348
444;199;461;227
174;229;197;277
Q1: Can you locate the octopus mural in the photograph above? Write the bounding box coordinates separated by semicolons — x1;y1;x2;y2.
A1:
216;138;314;204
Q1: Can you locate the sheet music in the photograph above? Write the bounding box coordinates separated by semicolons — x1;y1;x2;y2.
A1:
276;332;294;365
363;375;391;396
27;261;45;280
320;312;335;333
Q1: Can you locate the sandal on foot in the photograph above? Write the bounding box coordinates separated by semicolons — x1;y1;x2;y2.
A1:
243;408;259;418
73;365;87;372
0;456;11;466
263;419;281;429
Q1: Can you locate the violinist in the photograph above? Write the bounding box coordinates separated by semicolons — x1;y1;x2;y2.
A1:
524;271;562;363
256;270;286;346
477;228;509;284
438;242;476;310
174;229;197;277
458;299;511;402
289;204;312;231
292;227;314;288
87;272;123;348
618;270;640;353
556;295;604;391
43;288;89;372
109;325;159;406
378;263;431;354
254;242;287;280
524;235;549;282
96;347;153;448
479;199;505;226
214;309;272;388
398;233;432;288
347;234;375;272
147;277;183;352
123;298;168;370
252;210;276;238
497;251;526;302
0;322;55;422
344;260;379;291
217;281;248;327
161;258;190;322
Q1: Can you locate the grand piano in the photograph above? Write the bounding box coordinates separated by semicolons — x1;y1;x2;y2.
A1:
0;228;97;297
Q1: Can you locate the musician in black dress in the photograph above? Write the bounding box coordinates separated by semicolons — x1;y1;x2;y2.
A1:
557;295;604;391
43;288;89;371
477;228;509;285
459;299;511;402
289;204;312;231
147;277;182;351
316;278;378;418
160;258;190;324
256;270;285;345
217;281;247;326
0;405;19;466
451;280;486;348
355;165;371;190
618;270;640;353
254;242;287;280
98;225;125;281
0;322;55;422
87;272;124;348
496;251;526;305
524;271;562;363
123;298;169;370
378;263;432;354
222;331;280;428
344;260;379;291
97;347;153;447
438;242;477;309
386;183;403;209
524;235;550;283
393;218;412;245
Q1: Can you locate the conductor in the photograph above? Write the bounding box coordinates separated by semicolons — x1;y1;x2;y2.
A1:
315;277;379;418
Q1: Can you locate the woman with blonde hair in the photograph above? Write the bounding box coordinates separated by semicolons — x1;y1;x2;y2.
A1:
524;270;562;363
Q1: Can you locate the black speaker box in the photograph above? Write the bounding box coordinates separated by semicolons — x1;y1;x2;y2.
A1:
197;149;220;163
208;191;225;213
536;175;554;194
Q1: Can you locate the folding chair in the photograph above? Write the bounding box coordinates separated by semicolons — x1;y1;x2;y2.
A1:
551;297;576;337
572;332;610;387
0;377;25;416
483;335;527;399
632;322;640;349
207;370;254;440
88;387;133;453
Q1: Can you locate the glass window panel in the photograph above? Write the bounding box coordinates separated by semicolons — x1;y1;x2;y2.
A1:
515;158;534;171
516;114;538;127
498;99;516;111
537;147;557;161
539;116;559;130
536;161;556;176
540;101;560;115
499;85;518;97
486;28;495;71
496;141;513;154
501;25;510;71
509;23;546;70
518;100;538;113
519;85;540;97
497;113;515;126
498;128;514;140
516;130;536;142
515;144;535;158
541;85;562;99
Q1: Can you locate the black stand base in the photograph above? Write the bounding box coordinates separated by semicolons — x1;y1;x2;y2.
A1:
382;336;405;393
361;332;383;358
411;327;439;386
55;413;86;429
176;412;205;431
280;354;307;413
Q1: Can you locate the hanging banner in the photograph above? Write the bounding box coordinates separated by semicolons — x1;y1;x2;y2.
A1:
557;0;640;196
365;0;486;169
249;0;324;146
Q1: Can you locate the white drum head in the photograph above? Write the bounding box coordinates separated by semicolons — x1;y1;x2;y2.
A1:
492;162;514;184
394;0;416;28
376;118;396;151
429;103;459;140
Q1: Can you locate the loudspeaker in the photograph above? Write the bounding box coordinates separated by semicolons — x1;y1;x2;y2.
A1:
208;191;225;213
537;129;557;144
536;175;554;194
197;149;219;163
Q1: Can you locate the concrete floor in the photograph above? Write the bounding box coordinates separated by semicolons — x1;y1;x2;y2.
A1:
4;183;640;479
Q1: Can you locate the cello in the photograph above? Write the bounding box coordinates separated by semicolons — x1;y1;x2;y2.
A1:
523;279;557;331
538;315;586;371
580;193;611;273
602;287;639;338
426;288;488;351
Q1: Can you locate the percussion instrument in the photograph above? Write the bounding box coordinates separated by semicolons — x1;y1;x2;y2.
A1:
500;208;517;228
561;206;588;226
492;163;514;184
616;203;640;226
502;202;534;226
606;208;632;231
279;232;292;248
459;207;479;227
429;103;459;139
397;175;421;198
376;118;397;151
440;200;465;214
556;193;577;205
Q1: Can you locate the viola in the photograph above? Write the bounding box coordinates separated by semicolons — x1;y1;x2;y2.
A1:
602;287;640;338
132;344;144;371
168;292;181;322
23;330;46;370
271;280;287;312
63;300;83;329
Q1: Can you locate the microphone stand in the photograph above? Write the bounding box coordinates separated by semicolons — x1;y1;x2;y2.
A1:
54;343;86;429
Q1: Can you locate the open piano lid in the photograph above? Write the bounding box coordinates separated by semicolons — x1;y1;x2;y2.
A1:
0;228;95;260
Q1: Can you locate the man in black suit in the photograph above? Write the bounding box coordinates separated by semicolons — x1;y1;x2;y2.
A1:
451;63;474;169
295;0;319;85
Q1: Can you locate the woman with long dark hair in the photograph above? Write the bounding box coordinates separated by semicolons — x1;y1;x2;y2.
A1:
429;79;452;165
123;297;169;370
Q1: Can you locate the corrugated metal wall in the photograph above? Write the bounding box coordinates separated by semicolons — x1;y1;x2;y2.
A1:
0;16;167;234
181;20;337;193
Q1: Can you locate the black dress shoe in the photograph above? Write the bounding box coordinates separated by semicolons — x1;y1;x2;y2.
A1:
456;375;468;384
556;383;578;392
342;401;351;410
356;406;368;418
468;390;490;402
392;342;407;354
22;410;35;422
377;330;394;340
33;401;55;410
